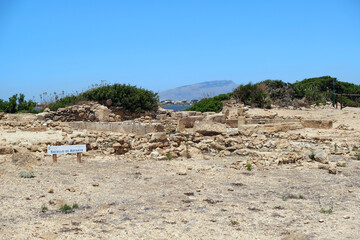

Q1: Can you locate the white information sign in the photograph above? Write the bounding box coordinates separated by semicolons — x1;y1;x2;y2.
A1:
47;145;86;155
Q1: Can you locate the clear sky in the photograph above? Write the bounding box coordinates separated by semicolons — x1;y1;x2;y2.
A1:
0;0;359;101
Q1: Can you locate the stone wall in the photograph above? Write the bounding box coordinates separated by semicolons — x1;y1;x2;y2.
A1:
68;121;165;136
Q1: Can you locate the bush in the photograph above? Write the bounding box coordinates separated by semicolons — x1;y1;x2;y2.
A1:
232;83;270;108
0;94;37;113
48;84;159;112
82;84;158;112
185;93;232;113
48;95;80;111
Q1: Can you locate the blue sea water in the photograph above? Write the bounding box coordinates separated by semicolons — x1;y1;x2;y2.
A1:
162;105;191;112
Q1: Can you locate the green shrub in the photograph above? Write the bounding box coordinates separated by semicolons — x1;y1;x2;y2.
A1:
232;83;270;108
48;84;159;112
48;95;80;111
185;93;232;113
82;84;158;112
59;203;79;213
20;170;35;178
41;204;48;212
0;94;37;113
166;152;173;160
246;163;252;171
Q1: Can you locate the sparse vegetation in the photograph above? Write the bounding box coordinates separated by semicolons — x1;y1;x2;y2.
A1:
230;220;239;226
166;152;173;160
60;203;79;213
246;163;252;171
41;204;48;213
185;93;232;113
19;170;35;178
282;194;288;201
319;200;333;214
334;143;338;152
309;152;315;161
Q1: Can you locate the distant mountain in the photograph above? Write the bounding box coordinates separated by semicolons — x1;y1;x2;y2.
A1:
159;80;238;101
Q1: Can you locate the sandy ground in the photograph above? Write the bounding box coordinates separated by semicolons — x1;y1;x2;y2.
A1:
0;107;360;240
1;156;360;240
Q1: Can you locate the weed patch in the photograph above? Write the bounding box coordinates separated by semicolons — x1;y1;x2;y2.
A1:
60;203;79;213
20;170;35;178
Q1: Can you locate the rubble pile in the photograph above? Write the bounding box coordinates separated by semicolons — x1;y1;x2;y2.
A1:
39;102;118;122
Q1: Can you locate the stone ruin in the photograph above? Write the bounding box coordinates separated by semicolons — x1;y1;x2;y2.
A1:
2;100;354;175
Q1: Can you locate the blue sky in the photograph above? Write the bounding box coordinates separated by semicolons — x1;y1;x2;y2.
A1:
0;0;359;101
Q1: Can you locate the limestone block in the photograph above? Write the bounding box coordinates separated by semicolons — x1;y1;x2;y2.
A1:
194;121;226;135
301;120;333;129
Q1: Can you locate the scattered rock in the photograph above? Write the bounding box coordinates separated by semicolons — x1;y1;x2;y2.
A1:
66;187;75;192
0;146;13;155
328;165;337;174
313;150;329;164
177;169;187;175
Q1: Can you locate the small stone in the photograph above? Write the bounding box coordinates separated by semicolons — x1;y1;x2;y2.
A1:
39;194;45;198
348;189;354;193
92;182;99;187
228;187;234;191
343;215;350;219
39;231;58;239
48;189;54;193
318;164;329;170
319;219;324;223
66;187;75;192
25;197;31;200
328;166;337;174
177;169;187;175
196;189;201;192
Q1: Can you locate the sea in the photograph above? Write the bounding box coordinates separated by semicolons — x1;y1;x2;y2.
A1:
162;105;191;112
